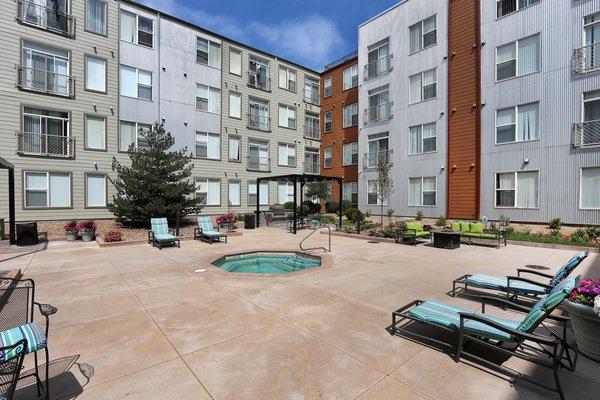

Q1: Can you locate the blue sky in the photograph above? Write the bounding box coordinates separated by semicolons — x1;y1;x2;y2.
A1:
140;0;400;71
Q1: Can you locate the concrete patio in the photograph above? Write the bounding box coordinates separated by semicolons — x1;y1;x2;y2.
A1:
2;227;600;400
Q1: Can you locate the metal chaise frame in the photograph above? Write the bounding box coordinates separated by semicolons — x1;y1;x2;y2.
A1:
0;339;27;400
451;273;553;301
148;229;181;249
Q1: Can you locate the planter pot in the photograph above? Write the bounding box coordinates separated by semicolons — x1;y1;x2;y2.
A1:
65;231;78;241
79;230;96;242
563;300;600;362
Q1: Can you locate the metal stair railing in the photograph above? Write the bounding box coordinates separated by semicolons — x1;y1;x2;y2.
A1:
299;221;331;253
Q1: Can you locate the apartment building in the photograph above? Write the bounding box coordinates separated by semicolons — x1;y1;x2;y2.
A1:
320;52;359;205
0;0;121;222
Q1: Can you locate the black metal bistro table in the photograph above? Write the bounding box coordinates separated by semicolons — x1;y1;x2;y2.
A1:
432;231;461;250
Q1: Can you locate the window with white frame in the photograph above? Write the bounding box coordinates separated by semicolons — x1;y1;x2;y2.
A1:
343;103;358;128
278;182;295;204
196;84;221;114
120;10;153;47
324;75;332;97
120;66;152;100
367;180;387;205
196;37;221;68
24;171;71;208
85;56;106;92
409;177;436;206
343;182;358;203
366;38;391;79
496;34;540;81
196;132;220;159
581;167;600;209
343;65;358;90
409;68;437;104
278;143;296;167
21;41;70;96
119;121;151;151
343;142;358;166
86;173;106;207
85;115;106;150
409;15;437;54
304;113;320;140
496;102;539;144
85;0;107;35
304;77;320;104
324;111;332;132
248;180;269;206
367;132;389;168
497;0;539;19
495;171;539;208
323;147;332;168
228;136;241;162
278;104;296;129
228;180;241;206
279;66;296;91
229;91;241;118
229;48;241;75
195;178;220;206
409;123;436;155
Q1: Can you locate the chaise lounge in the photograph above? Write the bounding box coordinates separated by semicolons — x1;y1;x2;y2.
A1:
195;216;227;244
148;217;181;249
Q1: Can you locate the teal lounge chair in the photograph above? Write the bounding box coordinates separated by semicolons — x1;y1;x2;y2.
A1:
195;216;227;244
148;218;180;249
392;276;579;400
451;251;588;298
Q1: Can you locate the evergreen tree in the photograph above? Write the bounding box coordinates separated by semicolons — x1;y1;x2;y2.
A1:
108;123;201;227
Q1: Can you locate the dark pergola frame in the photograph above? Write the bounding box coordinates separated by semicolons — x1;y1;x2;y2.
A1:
256;174;343;234
0;156;16;244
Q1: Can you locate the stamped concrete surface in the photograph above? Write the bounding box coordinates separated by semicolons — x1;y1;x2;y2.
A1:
2;227;599;400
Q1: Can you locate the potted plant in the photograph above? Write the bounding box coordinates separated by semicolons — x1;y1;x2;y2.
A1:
563;279;600;362
64;220;79;241
78;220;97;242
216;212;236;232
103;229;123;243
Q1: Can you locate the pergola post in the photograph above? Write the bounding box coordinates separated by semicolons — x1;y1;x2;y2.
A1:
299;180;304;217
292;176;297;234
338;178;343;229
256;178;261;228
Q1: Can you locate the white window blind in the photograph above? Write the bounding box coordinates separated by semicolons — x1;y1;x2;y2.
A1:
120;66;136;97
228;180;241;206
86;0;106;35
86;116;105;150
229;48;241;75
229;92;241;118
120;10;136;42
516;171;538;208
86;57;106;92
229;136;240;161
278;182;294;204
581;167;600;209
86;174;106;207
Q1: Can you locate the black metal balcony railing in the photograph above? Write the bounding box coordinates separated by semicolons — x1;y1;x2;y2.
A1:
304;161;320;174
572;43;600;74
364;55;393;80
364;102;393;125
363;149;393;169
248;71;271;91
17;0;75;37
305;91;320;106
247;114;270;131
17;65;74;97
247;156;270;172
17;132;75;157
304;124;320;140
572;120;600;148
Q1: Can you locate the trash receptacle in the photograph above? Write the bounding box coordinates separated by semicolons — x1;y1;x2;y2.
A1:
16;222;39;246
244;214;256;229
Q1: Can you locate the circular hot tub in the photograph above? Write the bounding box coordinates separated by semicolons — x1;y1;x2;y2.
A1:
212;251;321;275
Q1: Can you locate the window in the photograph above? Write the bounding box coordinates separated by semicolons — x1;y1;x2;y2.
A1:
196;37;221;68
278;182;295;204
195;178;220;206
228;180;241;206
366;86;390;124
248;180;269;206
120;11;153;48
343;182;358;204
409;68;437;104
21;41;70;96
229;136;241;162
343;142;358;166
324;111;332;132
496;102;539;144
324;75;332;97
119;121;151;151
229;48;241;75
249;99;270;131
324;147;332;168
367;132;389;168
366;38;391;79
409;123;436;155
120;66;152;100
279;66;296;91
24;171;71;208
86;174;106;207
304;148;320;174
343;103;358;128
229;91;241;118
248;139;269;171
278;143;296;167
304;77;320;105
343;65;358;90
21;107;70;156
249;55;269;91
495;171;539;208
85;115;106;150
496;34;540;81
409;177;436;206
304;113;320;140
409;15;437;53
85;0;106;35
367;180;387;205
581;167;600;209
278;105;296;129
85;56;106;93
497;0;539;18
195;132;220;159
196;84;221;114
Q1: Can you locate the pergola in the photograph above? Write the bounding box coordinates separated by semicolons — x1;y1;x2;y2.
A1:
256;174;343;234
0;156;16;244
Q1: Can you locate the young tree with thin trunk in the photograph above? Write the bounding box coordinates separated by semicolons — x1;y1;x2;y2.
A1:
374;151;393;225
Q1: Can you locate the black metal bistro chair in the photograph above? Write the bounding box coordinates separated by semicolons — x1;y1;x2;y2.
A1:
0;279;57;400
0;339;27;400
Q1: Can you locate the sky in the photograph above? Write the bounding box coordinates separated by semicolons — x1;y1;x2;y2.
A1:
139;0;401;71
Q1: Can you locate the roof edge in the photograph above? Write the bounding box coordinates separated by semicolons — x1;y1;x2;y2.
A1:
358;0;409;28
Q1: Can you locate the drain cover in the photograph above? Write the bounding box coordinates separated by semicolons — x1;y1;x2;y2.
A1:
524;264;551;271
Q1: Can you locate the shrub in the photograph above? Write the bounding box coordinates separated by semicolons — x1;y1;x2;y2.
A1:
296;204;310;215
64;220;79;232
216;212;236;224
584;226;600;242
269;204;285;212
499;214;510;227
345;208;365;223
325;200;352;213
569;229;590;246
549;218;563;230
302;200;320;214
78;220;97;232
103;229;123;242
283;201;295;210
415;211;423;221
315;214;336;225
435;216;447;227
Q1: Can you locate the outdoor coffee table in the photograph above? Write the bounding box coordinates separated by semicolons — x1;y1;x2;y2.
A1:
432;231;461;250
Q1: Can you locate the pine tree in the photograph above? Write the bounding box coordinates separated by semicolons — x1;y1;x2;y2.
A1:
108;123;202;227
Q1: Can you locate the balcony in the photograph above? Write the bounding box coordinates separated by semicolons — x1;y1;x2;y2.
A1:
17;65;74;97
247;71;271;92
304;91;320;106
304;124;320;140
17;132;75;158
573;44;600;74
247;114;270;132
363;149;393;169
303;161;320;174
17;0;75;37
247;156;270;172
364;55;393;81
364;102;393;125
572;120;600;148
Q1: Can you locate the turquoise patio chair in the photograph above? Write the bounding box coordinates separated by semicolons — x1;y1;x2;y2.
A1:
195;216;227;244
148;218;180;249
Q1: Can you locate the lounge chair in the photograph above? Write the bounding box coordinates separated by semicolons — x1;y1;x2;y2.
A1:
195;216;227;244
451;251;588;299
395;221;431;245
0;339;27;400
148;218;180;249
391;276;579;400
451;221;506;248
